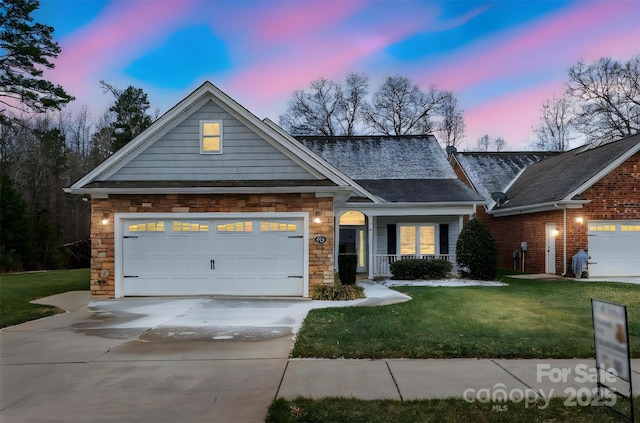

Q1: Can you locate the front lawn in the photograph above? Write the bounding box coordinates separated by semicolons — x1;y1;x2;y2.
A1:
266;397;639;423
0;269;90;328
292;277;640;359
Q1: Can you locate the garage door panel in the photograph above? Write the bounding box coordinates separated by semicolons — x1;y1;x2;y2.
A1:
121;216;306;296
588;220;640;277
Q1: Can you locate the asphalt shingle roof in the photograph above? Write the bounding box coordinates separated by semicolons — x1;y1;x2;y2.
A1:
297;135;481;203
297;135;456;179
501;135;640;209
454;151;558;203
355;179;484;202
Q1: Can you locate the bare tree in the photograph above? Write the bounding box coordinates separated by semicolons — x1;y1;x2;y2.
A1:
279;78;343;136
336;72;369;136
363;76;442;135
533;94;576;151
476;134;506;151
567;55;640;145
476;134;490;151
435;90;465;148
88;110;114;167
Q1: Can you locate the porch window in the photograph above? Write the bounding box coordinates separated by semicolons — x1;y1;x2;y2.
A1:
399;225;435;255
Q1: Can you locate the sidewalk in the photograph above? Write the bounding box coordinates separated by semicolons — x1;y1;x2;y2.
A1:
277;358;640;402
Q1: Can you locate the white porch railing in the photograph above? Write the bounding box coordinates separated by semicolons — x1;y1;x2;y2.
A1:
372;254;452;277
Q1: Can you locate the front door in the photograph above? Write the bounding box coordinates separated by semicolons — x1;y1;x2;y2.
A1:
545;223;556;274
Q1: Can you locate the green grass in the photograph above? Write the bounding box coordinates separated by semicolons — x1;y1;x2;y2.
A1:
292;276;640;359
0;269;90;328
266;397;639;423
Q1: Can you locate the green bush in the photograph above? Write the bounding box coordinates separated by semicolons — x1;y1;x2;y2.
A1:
312;284;365;301
338;253;357;285
390;258;452;280
455;218;497;280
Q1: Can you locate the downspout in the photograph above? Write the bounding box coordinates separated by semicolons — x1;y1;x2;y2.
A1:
554;204;567;276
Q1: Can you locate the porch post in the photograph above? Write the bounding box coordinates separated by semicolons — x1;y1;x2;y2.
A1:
368;214;374;279
334;212;340;273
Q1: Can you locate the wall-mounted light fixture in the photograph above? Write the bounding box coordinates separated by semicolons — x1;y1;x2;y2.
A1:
552;229;560;237
576;217;584;224
101;213;109;225
313;211;321;224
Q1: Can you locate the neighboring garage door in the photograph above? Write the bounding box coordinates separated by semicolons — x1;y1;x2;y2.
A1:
121;216;305;296
588;220;640;277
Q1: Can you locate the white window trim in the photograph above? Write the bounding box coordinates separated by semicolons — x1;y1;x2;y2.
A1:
200;120;223;154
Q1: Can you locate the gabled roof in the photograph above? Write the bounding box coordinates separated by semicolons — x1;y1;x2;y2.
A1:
65;82;369;198
452;151;558;205
297;135;482;204
492;134;640;215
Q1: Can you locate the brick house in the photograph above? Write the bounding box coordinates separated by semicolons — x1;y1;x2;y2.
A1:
66;82;481;299
451;136;640;278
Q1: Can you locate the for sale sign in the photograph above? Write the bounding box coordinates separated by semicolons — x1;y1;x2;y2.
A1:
591;299;631;382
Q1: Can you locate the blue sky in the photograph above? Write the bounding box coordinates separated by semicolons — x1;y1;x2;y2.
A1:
36;0;640;150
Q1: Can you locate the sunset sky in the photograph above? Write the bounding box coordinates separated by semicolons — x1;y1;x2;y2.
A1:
36;0;640;150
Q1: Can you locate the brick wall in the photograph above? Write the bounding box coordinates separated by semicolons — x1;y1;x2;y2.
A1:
476;152;640;275
90;193;334;299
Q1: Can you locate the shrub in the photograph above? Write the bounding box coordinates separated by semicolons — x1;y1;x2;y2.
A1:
312;284;365;301
338;253;357;285
390;258;452;280
455;218;497;280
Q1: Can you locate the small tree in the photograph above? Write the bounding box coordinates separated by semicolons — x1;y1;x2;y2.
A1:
455;218;497;280
338;253;357;285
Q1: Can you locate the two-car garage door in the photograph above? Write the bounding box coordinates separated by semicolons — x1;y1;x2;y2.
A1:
588;220;640;277
119;214;306;297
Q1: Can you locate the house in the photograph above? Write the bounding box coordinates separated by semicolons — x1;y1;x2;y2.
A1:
297;136;484;277
451;136;640;278
66;81;481;299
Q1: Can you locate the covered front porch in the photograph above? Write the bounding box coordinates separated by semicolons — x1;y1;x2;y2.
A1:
334;204;476;279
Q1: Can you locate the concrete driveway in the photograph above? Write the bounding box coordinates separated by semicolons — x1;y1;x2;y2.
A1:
0;283;409;423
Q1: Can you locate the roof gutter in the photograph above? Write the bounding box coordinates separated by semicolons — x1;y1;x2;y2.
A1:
63;185;355;196
489;200;589;217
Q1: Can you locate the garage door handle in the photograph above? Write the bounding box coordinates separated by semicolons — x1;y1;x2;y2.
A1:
124;275;139;278
288;275;303;278
211;259;215;270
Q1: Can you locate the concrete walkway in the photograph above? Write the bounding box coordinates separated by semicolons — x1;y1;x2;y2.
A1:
278;358;639;403
2;282;638;422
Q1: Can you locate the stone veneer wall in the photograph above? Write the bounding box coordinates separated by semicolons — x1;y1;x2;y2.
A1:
90;193;334;299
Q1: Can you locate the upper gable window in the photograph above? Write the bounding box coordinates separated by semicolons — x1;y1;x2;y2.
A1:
200;121;222;154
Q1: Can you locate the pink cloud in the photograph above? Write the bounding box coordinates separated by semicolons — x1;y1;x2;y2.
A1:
47;1;191;97
226;6;427;107
463;81;565;150
249;0;364;44
424;1;639;91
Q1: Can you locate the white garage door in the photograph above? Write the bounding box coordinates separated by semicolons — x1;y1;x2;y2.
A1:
588;220;640;277
120;216;305;296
